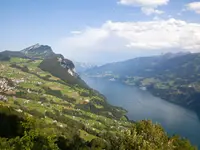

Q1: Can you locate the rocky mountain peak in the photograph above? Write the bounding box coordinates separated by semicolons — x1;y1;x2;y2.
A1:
21;44;53;53
21;44;55;59
25;43;41;50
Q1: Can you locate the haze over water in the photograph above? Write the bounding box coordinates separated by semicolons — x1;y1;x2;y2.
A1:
82;76;200;148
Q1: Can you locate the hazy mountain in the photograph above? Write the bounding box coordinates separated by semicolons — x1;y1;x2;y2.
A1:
85;52;191;77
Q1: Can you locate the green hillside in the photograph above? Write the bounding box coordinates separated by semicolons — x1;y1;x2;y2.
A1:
0;48;196;149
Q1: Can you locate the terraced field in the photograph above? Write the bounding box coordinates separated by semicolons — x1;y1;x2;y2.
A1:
0;57;130;142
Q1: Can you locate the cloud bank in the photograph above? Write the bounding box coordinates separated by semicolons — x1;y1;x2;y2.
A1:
186;2;200;14
141;7;164;15
57;18;200;62
118;0;169;15
118;0;169;7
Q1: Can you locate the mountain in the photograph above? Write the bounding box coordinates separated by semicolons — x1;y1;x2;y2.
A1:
0;46;196;150
0;44;85;87
85;52;191;77
0;44;56;61
21;43;56;59
85;52;200;119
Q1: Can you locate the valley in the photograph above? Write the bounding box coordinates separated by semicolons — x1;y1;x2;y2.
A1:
82;76;200;147
84;52;200;121
2;0;200;149
0;45;196;149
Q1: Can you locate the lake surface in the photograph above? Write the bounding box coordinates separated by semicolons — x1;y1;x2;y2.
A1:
82;76;200;148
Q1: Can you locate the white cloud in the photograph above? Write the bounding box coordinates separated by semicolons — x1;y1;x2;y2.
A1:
118;0;169;15
186;2;200;14
61;28;109;51
141;7;164;15
57;18;200;62
118;0;169;7
70;31;82;35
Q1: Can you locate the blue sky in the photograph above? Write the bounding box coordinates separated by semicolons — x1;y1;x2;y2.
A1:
1;0;200;63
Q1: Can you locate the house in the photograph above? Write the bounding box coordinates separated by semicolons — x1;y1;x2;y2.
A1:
83;99;90;104
0;78;15;94
53;120;57;123
0;95;8;102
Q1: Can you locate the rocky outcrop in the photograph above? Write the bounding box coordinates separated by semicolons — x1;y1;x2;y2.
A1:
58;57;77;77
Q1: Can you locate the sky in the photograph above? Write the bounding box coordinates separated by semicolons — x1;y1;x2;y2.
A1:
1;0;200;63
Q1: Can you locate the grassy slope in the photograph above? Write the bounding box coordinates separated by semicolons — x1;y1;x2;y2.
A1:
0;57;197;150
0;57;130;142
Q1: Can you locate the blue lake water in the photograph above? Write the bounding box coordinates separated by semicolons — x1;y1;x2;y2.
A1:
82;76;200;148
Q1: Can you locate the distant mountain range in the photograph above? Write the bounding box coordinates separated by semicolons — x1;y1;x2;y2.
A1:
85;52;191;77
85;52;200;119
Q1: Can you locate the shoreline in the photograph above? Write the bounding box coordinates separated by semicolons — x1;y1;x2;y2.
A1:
84;75;200;121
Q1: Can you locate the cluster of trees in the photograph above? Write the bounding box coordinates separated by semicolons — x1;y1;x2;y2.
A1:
0;54;10;61
75;101;124;120
0;109;197;150
0;104;197;150
43;86;76;103
10;64;29;72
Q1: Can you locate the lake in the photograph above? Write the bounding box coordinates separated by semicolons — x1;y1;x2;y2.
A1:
82;76;200;148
